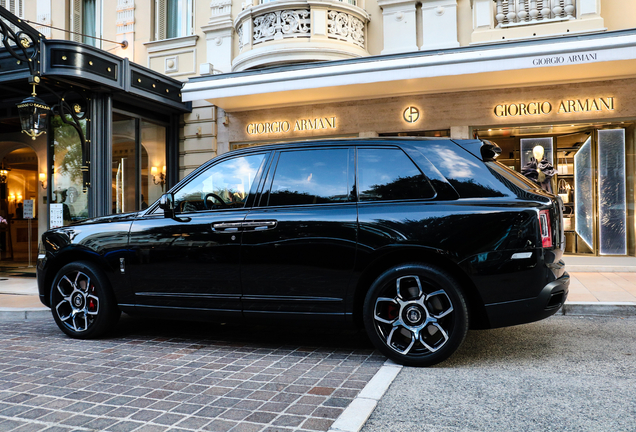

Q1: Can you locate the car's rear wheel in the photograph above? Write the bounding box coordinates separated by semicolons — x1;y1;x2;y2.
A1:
50;262;120;339
363;263;469;366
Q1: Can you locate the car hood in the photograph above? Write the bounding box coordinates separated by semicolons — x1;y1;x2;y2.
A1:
70;211;140;226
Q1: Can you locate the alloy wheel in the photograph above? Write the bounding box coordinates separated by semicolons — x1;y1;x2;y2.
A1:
372;274;455;356
53;270;100;333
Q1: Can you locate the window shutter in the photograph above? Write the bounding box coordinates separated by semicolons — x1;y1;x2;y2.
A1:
9;0;15;14
71;0;82;42
17;0;22;17
0;1;5;10
156;0;166;41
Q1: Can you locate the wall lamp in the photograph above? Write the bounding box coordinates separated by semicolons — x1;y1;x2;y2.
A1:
151;166;166;191
39;172;46;189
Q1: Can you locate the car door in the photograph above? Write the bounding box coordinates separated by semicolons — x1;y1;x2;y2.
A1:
240;146;357;319
126;152;268;317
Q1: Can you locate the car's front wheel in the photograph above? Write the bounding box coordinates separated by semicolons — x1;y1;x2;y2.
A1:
50;261;120;339
363;263;469;366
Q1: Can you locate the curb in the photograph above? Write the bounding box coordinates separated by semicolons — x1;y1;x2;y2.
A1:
328;359;402;432
557;301;636;317
0;307;50;321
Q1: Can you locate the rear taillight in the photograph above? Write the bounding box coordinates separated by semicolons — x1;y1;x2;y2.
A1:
539;209;553;248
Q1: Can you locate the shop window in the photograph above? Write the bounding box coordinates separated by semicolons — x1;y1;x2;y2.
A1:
267;149;351;206
112;113;166;214
70;0;101;47
357;148;435;201
51;115;89;226
155;0;193;40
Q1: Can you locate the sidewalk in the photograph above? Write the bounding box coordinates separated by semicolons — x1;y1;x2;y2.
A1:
1;257;636;320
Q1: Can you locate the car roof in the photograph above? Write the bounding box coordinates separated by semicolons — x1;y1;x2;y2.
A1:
221;137;469;157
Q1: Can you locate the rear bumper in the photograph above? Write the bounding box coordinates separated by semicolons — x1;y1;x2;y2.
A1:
484;270;570;329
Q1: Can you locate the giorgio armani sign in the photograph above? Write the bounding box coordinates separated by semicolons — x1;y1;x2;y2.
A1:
494;97;615;118
246;117;337;135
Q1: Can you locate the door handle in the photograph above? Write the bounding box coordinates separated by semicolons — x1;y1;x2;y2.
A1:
211;220;277;232
211;222;243;232
242;220;277;231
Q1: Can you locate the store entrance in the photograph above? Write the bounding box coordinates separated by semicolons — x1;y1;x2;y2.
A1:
0;146;39;269
475;123;634;257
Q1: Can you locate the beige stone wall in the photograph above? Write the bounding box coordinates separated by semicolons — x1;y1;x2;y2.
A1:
180;101;219;178
603;0;636;31
224;78;635;147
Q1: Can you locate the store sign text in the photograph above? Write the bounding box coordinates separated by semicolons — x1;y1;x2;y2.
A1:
247;117;337;135
532;52;598;66
494;97;615;118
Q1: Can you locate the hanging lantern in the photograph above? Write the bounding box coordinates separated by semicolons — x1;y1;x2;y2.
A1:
17;78;50;141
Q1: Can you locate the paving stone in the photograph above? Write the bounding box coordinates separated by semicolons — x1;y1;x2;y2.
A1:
301;417;333;431
0;319;383;432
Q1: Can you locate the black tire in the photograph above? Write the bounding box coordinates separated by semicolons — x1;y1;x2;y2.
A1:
363;263;469;367
50;261;121;339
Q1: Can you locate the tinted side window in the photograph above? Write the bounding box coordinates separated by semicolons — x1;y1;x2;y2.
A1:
173;153;265;213
416;141;509;198
358;148;435;201
268;149;350;206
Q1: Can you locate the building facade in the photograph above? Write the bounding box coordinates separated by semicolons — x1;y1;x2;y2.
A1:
9;0;636;259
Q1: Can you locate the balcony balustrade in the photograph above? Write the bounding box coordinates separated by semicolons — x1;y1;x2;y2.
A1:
494;0;575;28
233;0;370;71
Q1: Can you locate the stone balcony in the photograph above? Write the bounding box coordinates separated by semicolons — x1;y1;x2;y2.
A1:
233;0;370;71
471;0;605;44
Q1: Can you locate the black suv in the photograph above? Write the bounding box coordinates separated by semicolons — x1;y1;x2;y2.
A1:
37;138;569;366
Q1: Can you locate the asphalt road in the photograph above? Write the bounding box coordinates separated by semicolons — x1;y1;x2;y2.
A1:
362;315;636;432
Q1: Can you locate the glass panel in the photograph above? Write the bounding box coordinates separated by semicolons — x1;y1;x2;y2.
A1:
268;149;350;207
51;115;89;225
358;148;435;201
520;137;554;167
112;114;136;214
166;0;181;38
574;137;594;250
141;121;166;210
174;154;265;212
82;0;97;46
417;141;508;198
598;129;627;255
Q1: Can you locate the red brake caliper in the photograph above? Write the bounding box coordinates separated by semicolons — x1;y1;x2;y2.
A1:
387;303;398;321
88;286;97;312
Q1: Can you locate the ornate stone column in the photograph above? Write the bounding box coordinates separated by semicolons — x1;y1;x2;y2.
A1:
420;0;459;51
201;0;234;74
378;0;418;55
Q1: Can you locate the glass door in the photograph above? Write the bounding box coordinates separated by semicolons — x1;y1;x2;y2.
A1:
559;128;628;255
111;112;166;214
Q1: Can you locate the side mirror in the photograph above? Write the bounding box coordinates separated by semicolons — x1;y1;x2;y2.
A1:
159;193;175;218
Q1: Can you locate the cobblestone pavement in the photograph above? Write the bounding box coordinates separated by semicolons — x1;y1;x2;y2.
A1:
0;315;384;432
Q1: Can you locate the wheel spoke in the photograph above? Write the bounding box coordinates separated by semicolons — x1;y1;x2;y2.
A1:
426;290;454;319
55;299;72;322
396;275;423;300
387;326;416;355
57;276;75;297
374;297;398;324
419;323;450;352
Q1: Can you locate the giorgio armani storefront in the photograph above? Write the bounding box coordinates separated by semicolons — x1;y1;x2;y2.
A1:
183;27;636;259
0;10;188;263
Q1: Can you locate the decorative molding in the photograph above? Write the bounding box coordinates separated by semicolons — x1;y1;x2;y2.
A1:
253;10;310;44
238;24;244;51
210;0;232;18
165;56;178;73
328;11;364;48
116;0;135;35
144;35;199;53
148;48;197;78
